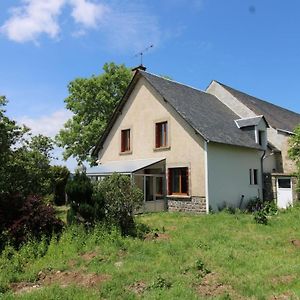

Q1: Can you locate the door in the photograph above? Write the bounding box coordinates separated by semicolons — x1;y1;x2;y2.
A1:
277;177;293;209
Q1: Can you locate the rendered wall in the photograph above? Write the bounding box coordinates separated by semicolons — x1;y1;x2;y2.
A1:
207;142;263;211
98;77;206;198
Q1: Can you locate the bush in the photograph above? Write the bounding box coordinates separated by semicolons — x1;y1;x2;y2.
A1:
0;194;63;248
66;171;94;225
50;166;70;206
96;173;143;236
247;198;278;225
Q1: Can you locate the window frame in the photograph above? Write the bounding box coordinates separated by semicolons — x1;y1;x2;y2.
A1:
168;167;189;196
155;121;168;149
120;128;131;153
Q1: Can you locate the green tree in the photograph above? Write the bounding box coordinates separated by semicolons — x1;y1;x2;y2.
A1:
56;62;132;163
0;98;54;197
97;173;143;236
50;165;70;206
289;125;300;165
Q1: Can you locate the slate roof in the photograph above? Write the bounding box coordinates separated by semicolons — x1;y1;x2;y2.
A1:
140;71;261;150
217;82;300;132
235;116;268;128
92;71;263;156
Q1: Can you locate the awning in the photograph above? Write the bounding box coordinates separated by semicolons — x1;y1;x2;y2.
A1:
86;158;165;175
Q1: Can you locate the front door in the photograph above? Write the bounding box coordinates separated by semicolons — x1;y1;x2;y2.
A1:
277;177;293;209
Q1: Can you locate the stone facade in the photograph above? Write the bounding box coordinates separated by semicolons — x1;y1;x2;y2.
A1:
167;197;207;213
264;173;299;203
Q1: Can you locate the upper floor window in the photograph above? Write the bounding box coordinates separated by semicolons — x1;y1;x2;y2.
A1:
155;121;168;148
168;167;189;195
121;129;130;152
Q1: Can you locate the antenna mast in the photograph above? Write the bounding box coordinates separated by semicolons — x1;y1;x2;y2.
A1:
134;44;154;66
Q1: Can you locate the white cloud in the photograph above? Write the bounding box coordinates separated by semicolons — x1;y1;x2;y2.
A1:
70;0;109;28
18;109;72;137
1;0;65;43
1;0;162;51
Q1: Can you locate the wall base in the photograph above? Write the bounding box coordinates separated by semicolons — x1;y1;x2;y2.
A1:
167;196;207;213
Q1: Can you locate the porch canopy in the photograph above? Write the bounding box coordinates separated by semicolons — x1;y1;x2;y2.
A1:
86;158;165;175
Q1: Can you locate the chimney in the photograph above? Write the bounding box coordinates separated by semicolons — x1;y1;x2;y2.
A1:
131;64;147;76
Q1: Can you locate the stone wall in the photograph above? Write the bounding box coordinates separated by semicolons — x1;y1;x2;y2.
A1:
263;173;299;203
167;197;206;213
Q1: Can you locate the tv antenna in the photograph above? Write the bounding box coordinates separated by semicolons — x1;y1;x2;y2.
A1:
134;44;154;66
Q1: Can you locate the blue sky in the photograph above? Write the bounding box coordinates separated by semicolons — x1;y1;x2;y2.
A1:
1;0;300;170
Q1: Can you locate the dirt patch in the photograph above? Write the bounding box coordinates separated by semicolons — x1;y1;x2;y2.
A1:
144;232;170;241
290;239;300;248
80;251;98;261
270;275;295;285
10;282;41;295
10;270;111;294
196;272;242;299
269;291;297;300
128;281;147;295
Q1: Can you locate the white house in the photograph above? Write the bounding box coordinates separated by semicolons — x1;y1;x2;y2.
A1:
207;81;300;208
88;69;268;213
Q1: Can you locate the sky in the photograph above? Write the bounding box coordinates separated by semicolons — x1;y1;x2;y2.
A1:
1;0;300;171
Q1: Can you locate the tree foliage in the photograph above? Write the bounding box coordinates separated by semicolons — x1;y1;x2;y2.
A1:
96;173;143;236
50;166;70;206
56;62;132;163
289;125;300;166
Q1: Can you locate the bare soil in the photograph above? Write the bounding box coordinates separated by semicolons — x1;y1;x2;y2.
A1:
128;281;147;295
290;239;300;248
144;232;170;241
10;270;111;294
196;272;242;299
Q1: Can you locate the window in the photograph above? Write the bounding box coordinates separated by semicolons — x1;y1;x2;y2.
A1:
278;178;291;189
155;121;168;148
168;167;189;195
121;129;130;152
258;130;264;146
249;168;258;185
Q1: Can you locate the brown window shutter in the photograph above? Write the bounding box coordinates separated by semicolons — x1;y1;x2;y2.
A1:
168;169;172;195
186;168;189;195
155;123;159;148
121;131;125;152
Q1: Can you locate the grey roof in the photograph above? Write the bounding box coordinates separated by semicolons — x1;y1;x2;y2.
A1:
92;71;263;156
218;82;300;132
235;116;268;128
140;71;261;149
86;158;165;175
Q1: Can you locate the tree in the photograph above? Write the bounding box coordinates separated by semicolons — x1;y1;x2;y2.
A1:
56;62;132;163
50;166;70;206
0;98;54;197
97;173;143;236
289;125;300;166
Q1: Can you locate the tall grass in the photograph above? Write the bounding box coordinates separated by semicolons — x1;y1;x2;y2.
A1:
1;207;300;299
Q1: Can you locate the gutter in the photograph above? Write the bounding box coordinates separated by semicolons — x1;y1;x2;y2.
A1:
260;150;266;200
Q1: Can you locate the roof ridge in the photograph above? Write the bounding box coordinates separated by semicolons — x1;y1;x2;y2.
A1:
217;81;300;116
139;70;210;96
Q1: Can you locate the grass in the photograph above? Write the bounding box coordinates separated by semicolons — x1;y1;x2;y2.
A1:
1;207;300;299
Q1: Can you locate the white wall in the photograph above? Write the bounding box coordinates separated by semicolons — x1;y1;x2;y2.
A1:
207;142;263;211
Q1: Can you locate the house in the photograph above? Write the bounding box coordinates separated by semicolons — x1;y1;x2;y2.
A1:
88;68;269;213
206;81;300;208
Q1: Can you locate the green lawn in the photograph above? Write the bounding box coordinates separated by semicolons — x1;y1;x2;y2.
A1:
1;207;300;299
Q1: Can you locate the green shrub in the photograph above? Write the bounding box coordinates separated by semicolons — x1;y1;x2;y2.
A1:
95;173;143;236
66;171;94;225
50;166;70;206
